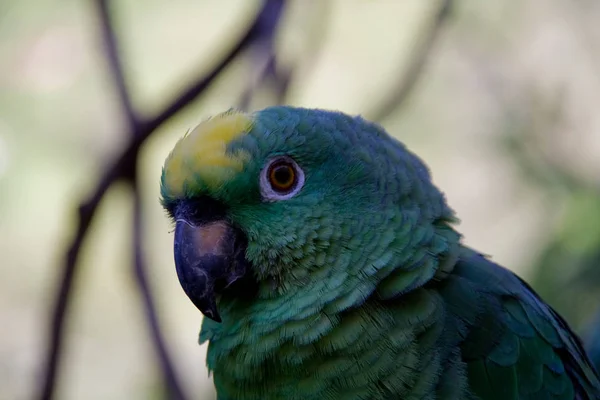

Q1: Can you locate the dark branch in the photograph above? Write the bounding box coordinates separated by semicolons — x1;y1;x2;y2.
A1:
151;0;286;128
131;176;187;400
238;1;331;110
36;1;287;399
238;47;274;111
369;0;453;122
238;43;286;110
96;0;138;131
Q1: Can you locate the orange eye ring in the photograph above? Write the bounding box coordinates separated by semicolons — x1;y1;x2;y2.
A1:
268;160;297;193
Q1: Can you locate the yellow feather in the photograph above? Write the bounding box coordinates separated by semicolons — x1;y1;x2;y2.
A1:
163;110;253;197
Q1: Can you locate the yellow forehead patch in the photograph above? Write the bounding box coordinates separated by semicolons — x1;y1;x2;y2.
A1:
163;111;253;197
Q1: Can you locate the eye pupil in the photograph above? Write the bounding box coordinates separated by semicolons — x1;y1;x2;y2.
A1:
274;166;292;184
269;162;296;192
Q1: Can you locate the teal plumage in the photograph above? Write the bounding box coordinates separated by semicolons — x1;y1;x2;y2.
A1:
161;106;600;399
585;312;600;374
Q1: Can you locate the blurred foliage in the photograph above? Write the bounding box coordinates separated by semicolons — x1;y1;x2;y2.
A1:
1;1;599;400
498;88;600;335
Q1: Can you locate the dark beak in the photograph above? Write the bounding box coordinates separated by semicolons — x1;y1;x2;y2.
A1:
173;219;249;322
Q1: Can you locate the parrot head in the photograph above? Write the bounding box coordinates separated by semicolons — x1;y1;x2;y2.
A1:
161;106;456;323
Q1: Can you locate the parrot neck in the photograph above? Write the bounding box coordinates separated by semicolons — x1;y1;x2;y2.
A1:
199;219;464;399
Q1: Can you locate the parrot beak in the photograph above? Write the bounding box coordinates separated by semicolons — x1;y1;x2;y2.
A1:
173;218;249;322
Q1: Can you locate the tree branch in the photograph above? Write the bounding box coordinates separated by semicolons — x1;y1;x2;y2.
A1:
37;1;287;399
370;0;453;122
131;175;187;400
96;0;138;131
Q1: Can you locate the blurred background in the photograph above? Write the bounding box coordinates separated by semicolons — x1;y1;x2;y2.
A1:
1;0;600;399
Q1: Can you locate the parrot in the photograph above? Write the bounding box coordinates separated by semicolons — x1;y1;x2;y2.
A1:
585;311;600;374
160;106;600;400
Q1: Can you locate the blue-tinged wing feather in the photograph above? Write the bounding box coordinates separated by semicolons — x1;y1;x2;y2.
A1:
439;250;600;399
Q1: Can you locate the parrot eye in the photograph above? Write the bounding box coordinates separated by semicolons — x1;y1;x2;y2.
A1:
270;163;295;190
260;156;304;201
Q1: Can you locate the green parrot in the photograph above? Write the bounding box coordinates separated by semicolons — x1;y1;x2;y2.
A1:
585;312;600;374
160;107;600;399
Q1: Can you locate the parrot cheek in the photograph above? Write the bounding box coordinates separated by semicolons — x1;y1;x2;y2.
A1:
173;219;249;323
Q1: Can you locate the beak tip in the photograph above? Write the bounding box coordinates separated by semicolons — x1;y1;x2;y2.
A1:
205;312;222;323
201;305;222;323
187;291;222;323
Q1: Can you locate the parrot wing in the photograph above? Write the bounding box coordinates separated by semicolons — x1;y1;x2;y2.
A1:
442;250;600;399
584;310;600;375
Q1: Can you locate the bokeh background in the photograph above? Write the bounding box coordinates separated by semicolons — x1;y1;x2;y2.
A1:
1;1;600;399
